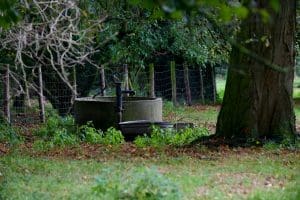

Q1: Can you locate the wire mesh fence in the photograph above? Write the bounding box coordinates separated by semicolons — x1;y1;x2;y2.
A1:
0;63;222;127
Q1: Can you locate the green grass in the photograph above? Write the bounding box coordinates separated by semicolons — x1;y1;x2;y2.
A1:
294;76;300;99
0;150;299;200
216;77;226;101
163;101;218;131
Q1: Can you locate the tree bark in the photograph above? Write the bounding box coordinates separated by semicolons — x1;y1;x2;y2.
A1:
216;0;296;142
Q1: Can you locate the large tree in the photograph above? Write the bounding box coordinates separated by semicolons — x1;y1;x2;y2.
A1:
216;0;296;142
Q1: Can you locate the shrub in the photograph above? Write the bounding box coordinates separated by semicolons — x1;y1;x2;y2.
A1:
134;126;209;148
93;167;181;200
51;128;78;147
33;115;79;148
103;127;125;145
79;124;124;145
34;115;76;140
34;114;124;147
79;121;103;144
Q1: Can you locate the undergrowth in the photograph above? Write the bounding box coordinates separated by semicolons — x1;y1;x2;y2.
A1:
0;122;22;145
32;114;124;151
134;126;209;148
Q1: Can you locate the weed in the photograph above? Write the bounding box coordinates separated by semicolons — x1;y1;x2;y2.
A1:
103;127;125;145
32;140;54;152
79;121;103;144
134;126;209;148
263;141;280;151
93;167;181;200
34;115;76;140
51;128;78;147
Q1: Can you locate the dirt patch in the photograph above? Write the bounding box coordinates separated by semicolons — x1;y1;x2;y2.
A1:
5;142;299;163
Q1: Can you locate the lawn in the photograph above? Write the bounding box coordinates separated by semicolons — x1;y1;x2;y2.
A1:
0;146;299;200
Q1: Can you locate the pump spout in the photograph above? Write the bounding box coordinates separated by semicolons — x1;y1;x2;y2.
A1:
115;81;136;125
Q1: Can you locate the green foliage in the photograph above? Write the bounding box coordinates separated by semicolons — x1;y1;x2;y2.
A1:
0;123;22;145
93;167;181;200
103;127;125;145
33;114;124;149
79;124;124;145
0;0;19;28
79;121;103;144
32;139;54;152
262;141;280;151
134;126;209;148
91;0;231;68
32;113;80;148
51;129;79;147
34;114;76;140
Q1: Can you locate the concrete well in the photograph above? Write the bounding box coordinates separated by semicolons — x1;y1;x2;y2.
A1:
74;97;163;130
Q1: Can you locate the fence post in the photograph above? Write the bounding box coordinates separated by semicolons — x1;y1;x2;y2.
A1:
149;63;155;98
73;66;77;98
100;65;106;96
123;64;129;97
184;64;192;106
199;66;205;104
3;65;11;124
170;61;177;106
210;65;217;104
38;65;45;123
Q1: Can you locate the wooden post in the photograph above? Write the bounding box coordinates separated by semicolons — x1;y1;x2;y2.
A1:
3;65;10;124
199;66;205;104
123;64;129;97
100;66;106;96
170;61;177;106
21;66;31;108
211;65;217;104
73;66;77;98
38;65;45;123
184;64;192;106
149;63;155;98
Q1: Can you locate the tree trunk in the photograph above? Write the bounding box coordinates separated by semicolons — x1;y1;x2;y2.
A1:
216;0;296;142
